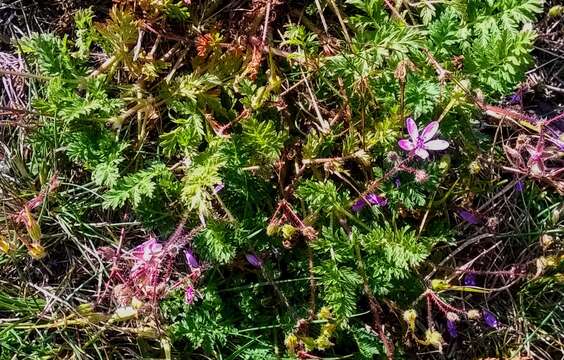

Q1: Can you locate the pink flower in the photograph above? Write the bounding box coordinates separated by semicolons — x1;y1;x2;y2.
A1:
185;285;195;304
398;118;449;159
132;238;163;262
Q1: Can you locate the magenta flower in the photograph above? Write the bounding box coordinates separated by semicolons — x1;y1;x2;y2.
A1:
352;193;388;212
185;285;195;304
130;238;164;292
398;118;449;159
245;253;263;268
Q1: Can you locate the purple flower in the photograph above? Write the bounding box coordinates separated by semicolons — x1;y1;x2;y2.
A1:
458;210;480;225
394;178;401;188
464;273;477;286
245;253;263;268
514;180;524;192
398;118;449;159
351;193;388;212
184;249;200;270
482;309;499;328
510;93;521;105
447;320;458;338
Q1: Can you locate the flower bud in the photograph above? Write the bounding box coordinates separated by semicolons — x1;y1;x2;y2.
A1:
482;309;499;328
281;224;297;239
467;309;481;320
28;243;46;260
245;253;263;268
284;333;298;352
315;335;333;350
415;170;429;183
112;306;137;322
317;306;332;321
26;217;42;242
403;309;417;331
266;223;279;236
0;236;12;254
446;312;459;322
424;329;444;351
469;160;481;174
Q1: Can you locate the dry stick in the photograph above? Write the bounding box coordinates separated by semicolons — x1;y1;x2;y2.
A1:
301;69;331;133
0;68;54;82
327;0;352;44
133;29;145;62
262;0;272;44
313;0;330;34
96;220;128;305
446;241;503;283
307;246;316;318
89;55;117;78
424;233;495;282
383;0;406;23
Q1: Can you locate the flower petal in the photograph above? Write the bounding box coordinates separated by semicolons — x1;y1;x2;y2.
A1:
458;210;480;225
398;139;415;151
366;193;388;206
351;199;367;212
447;320;458;338
421;121;439;141
406;118;419;143
424;139;449;151
482;309;499;328
464;273;477;286
245;253;263;268
415;148;429;159
184;249;200;270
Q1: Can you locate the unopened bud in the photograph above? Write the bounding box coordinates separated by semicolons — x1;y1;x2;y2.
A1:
424;329;444;351
318;306;332;320
415;170;429;183
284;333;298;352
403;309;417;331
281;224;297;239
469;160;481;174
446;312;459;322
112;306;137;322
28;243;46;259
266;223;279;236
467;309;481;320
0;236;12;254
